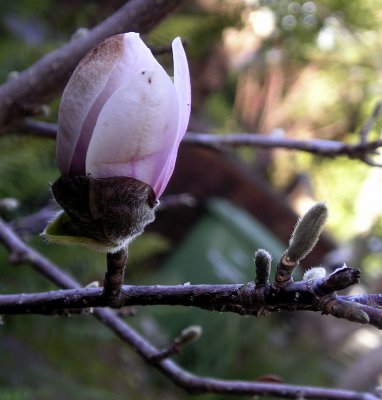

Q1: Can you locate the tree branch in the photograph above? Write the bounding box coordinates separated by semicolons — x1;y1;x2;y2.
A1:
0;280;380;317
0;0;184;133
0;218;79;289
9;203;57;236
17;119;382;165
184;133;382;162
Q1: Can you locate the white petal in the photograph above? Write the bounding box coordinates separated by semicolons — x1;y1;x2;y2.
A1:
85;49;180;189
57;34;129;175
172;37;191;143
153;37;191;197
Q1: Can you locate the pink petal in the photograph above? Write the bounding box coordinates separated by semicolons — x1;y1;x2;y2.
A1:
85;40;180;189
172;37;192;143
153;37;191;198
57;34;127;175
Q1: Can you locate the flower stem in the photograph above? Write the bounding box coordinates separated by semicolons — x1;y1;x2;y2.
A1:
103;248;128;306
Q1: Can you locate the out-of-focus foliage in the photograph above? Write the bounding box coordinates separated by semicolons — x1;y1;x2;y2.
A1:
0;136;55;207
2;0;382;399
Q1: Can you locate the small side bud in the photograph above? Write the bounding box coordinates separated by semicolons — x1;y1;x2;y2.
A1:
254;249;272;287
40;104;50;117
351;309;370;324
71;27;89;40
287;202;328;262
303;266;326;281
150;325;203;362
85;281;100;288
0;198;19;211
7;71;19;81
174;325;202;346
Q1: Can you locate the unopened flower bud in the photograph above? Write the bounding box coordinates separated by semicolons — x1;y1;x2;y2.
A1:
174;325;203;346
0;197;19;211
287;202;328;262
43;33;191;252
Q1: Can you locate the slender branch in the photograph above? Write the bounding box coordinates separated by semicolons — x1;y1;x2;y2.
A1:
9;203;57;235
158;193;197;209
0;0;184;133
16;119;382;165
185;132;382;160
16;119;57;138
0;266;381;330
359;101;382;144
94;308;379;400
0;282;379;315
0;218;79;289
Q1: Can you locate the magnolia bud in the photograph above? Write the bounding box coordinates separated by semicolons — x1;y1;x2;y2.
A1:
43;33;191;252
302;266;327;281
174;325;203;346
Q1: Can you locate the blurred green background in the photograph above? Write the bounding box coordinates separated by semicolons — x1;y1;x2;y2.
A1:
1;0;382;399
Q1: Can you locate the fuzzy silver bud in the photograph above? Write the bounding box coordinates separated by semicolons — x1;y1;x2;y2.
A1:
303;266;326;281
254;249;272;286
287;202;328;262
174;325;203;346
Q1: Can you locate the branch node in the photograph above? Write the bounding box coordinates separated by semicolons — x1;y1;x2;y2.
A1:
9;250;30;265
314;264;361;296
275;253;298;286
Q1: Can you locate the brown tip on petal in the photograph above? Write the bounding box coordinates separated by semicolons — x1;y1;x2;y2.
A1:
78;34;125;70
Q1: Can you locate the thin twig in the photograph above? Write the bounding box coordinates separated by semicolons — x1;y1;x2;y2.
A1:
16;120;382;165
158;193;197;209
0;267;381;329
0;282;378;315
9;204;57;235
0;218;79;289
359;101;382;144
185;132;382;158
95;308;379;399
16;119;58;138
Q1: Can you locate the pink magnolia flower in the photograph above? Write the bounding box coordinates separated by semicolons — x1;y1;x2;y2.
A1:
43;33;191;252
57;32;191;199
